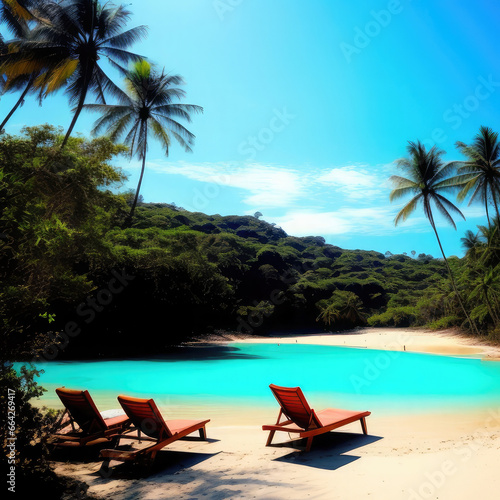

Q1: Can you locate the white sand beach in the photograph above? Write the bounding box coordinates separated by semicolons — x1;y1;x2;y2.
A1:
52;328;500;500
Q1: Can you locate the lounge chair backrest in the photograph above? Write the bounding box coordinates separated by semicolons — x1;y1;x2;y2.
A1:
117;395;172;439
56;387;107;433
269;384;322;430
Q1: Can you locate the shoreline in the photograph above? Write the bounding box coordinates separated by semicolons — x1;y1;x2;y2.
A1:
50;327;500;499
199;326;500;359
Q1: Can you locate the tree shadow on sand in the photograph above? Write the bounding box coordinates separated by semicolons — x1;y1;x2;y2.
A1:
271;432;382;471
91;436;221;480
90;448;290;499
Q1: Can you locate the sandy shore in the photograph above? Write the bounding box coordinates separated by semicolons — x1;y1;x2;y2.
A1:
52;328;500;500
216;326;500;358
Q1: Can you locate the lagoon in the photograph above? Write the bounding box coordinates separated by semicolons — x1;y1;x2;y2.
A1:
27;342;500;423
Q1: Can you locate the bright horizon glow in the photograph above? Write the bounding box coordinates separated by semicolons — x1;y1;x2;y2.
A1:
2;0;499;257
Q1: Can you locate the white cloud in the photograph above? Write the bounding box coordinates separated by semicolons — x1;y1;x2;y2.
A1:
317;165;389;201
136;159;484;237
273;206;408;238
146;160;308;208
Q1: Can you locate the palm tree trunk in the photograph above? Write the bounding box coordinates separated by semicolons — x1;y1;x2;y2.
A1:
484;290;500;326
61;91;87;148
0;80;31;132
429;215;480;335
492;192;500;224
125;148;147;227
61;63;93;149
485;200;491;227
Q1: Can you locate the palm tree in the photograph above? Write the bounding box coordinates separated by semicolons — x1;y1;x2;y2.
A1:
460;229;482;261
2;0;147;147
452;126;500;226
1;0;36;22
475;220;500;267
316;291;366;328
469;268;500;327
84;59;203;225
0;0;41;131
389;140;479;334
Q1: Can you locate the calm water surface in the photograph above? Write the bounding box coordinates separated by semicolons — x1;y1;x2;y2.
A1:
26;343;500;422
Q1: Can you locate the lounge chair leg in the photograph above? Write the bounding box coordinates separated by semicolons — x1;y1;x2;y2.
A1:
199;426;207;440
99;459;111;477
360;417;368;435
305;436;313;452
266;430;276;447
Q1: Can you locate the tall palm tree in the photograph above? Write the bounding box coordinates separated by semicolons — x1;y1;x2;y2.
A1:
2;0;147;147
0;0;41;131
452;126;500;226
389;140;479;334
84;59;203;225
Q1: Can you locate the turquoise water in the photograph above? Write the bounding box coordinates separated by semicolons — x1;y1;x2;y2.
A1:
24;343;500;420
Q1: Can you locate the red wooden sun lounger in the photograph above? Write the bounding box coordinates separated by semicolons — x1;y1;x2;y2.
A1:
100;395;210;470
50;387;130;448
262;384;371;452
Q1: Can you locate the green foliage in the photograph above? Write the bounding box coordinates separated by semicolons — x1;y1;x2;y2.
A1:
0;363;62;497
316;291;366;329
427;316;462;330
0;125;127;359
368;306;418;327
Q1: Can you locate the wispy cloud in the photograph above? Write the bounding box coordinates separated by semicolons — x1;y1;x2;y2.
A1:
146;160;307;208
273;206;406;238
130;158;486;238
317;165;388;201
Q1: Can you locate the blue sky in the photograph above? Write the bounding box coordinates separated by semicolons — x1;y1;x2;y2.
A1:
2;0;500;257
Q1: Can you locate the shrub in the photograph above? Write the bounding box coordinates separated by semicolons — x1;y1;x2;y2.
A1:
368;306;417;327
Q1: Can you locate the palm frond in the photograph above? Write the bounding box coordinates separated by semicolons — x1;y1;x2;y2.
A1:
394;194;422;226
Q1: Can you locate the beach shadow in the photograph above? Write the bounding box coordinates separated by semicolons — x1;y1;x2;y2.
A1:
272;432;382;471
50;440;119;464
94;449;222;480
93;435;221;479
95;452;289;499
148;344;268;361
49;344;268;363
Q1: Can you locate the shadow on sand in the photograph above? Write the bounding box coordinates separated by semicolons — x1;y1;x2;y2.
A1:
94;448;222;480
272;432;383;471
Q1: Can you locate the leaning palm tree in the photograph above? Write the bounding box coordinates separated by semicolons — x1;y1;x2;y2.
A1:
390;140;478;334
85;59;203;225
2;0;147;147
452;126;500;226
0;0;42;131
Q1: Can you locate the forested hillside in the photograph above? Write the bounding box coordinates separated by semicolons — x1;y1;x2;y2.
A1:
4;126;489;361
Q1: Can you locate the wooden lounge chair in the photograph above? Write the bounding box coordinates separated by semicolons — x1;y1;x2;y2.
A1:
50;387;130;448
262;384;371;452
100;395;210;470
